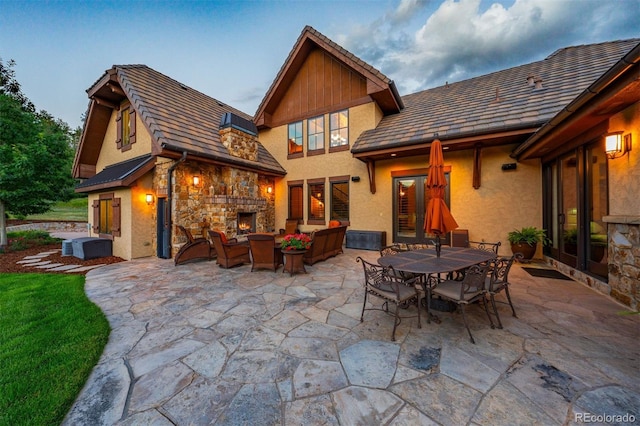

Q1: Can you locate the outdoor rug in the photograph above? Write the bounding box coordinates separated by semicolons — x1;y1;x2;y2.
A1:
522;267;573;280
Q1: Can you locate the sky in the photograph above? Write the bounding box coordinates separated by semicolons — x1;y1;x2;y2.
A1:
1;0;639;130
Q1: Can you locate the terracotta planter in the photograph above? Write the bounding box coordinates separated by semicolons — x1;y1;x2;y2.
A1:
510;242;537;260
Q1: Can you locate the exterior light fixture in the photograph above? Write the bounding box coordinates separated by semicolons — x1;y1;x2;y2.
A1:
193;175;200;186
145;194;154;205
267;186;273;194
605;132;631;159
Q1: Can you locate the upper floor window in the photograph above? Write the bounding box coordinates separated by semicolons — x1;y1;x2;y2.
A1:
307;116;324;154
288;121;303;156
116;105;136;151
329;110;348;149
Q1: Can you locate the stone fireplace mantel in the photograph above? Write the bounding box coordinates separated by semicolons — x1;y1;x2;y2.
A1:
209;195;267;206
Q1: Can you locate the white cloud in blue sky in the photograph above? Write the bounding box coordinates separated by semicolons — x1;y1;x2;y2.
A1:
1;0;638;129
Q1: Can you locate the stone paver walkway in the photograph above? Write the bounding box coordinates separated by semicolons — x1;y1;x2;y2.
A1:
63;249;639;425
16;249;106;273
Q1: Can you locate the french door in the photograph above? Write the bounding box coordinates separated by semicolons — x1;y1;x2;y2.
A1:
392;173;451;244
543;140;608;279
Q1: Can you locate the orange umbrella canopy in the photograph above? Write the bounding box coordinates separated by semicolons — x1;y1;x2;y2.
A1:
424;139;458;236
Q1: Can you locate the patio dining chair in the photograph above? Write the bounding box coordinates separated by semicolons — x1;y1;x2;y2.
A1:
356;256;422;341
468;240;501;254
485;254;521;329
426;262;493;344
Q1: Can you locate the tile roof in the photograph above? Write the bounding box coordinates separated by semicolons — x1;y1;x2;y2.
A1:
352;39;640;154
76;154;155;190
113;65;286;175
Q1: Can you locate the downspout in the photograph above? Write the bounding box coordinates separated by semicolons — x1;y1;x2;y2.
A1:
165;151;187;258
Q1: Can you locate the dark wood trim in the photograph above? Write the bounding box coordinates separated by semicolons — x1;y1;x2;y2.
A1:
329;175;350;182
473;143;482;189
287;180;304;186
265;96;371;129
306;148;325;157
92;96;119;110
329;144;350;153
307;177;325;184
307;219;326;226
287;152;304;160
106;82;126;96
367;160;376;194
391;166;452;177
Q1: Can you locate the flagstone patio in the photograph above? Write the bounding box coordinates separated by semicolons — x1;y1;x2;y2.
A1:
63;249;639;425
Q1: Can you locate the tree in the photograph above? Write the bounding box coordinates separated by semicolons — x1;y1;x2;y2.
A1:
0;59;76;248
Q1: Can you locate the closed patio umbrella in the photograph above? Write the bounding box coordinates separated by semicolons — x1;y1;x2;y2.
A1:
424;139;458;257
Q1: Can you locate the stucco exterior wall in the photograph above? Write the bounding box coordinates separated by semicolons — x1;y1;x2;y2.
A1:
607;102;639;216
260;102;382;232
370;144;542;256
96;110;152;172
86;181;155;261
262;98;543;257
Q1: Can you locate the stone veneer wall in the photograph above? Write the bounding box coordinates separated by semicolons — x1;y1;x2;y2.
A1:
605;216;639;310
152;160;275;252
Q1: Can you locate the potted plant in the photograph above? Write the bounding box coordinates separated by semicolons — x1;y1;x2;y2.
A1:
507;226;549;260
280;233;312;251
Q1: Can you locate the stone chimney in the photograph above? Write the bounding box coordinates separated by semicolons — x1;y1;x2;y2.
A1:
219;112;259;161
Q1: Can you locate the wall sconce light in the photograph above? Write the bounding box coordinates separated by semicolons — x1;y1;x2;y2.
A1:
192;175;200;186
267;185;273;194
145;194;154;205
605;132;632;159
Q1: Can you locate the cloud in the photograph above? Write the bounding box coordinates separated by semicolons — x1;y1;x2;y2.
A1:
339;0;640;95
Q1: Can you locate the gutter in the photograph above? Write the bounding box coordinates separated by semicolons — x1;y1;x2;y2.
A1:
512;41;640;160
164;151;187;258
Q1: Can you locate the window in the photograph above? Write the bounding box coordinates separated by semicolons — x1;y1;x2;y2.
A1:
288;121;303;156
92;193;121;238
288;182;303;220
330;178;349;222
308;181;325;223
116;105;136;151
99;198;112;234
307;116;324;153
329;110;348;149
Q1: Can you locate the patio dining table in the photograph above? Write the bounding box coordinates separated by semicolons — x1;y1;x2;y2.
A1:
377;247;497;321
377;246;496;276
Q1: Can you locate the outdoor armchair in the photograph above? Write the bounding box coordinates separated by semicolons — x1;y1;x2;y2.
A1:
247;233;283;272
174;225;214;265
208;230;250;268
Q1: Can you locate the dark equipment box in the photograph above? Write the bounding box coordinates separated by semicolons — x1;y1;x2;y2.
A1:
345;230;387;251
72;237;113;260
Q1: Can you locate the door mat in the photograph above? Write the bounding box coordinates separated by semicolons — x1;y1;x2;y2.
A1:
522;267;572;280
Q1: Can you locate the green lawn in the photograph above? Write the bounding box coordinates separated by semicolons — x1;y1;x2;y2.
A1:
10;197;88;222
0;273;110;426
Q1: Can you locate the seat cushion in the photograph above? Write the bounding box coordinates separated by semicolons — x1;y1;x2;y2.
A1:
433;280;482;302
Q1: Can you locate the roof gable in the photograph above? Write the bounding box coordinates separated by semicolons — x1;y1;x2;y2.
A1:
254;26;403;129
74;65;286;179
352;38;640;158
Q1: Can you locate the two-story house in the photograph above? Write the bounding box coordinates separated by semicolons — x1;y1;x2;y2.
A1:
73;26;639;309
